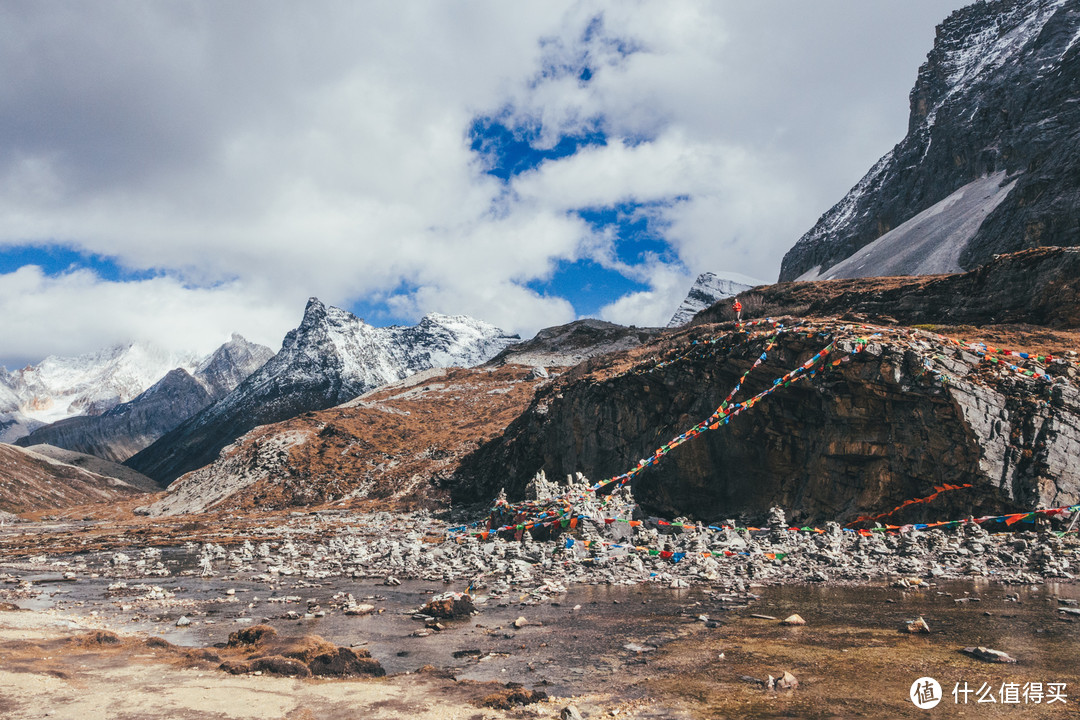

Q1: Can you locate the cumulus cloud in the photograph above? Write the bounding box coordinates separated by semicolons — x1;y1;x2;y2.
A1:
0;0;968;364
0;266;296;367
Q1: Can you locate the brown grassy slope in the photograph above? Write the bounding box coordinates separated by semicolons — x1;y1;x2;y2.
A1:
0;444;148;514
700;247;1080;329
194;365;546;513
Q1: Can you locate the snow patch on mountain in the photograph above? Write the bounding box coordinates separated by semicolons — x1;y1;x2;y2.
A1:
222;300;519;407
191;333;275;398
943;0;1068;92
124;298;520;485
802;171;1016;281
667;272;757;327
780;0;1077;282
0;336;273;445
0;344;200;428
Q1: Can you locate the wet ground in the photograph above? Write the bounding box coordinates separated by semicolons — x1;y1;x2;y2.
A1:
3;509;1080;718
9;544;1080;717
23;569;727;694
645;580;1080;718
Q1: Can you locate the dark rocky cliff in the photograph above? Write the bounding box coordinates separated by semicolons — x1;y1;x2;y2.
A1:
451;318;1079;526
705;247;1080;328
780;0;1080;282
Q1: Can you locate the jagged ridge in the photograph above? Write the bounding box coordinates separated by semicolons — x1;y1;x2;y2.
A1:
0;343;203;443
125;298;519;485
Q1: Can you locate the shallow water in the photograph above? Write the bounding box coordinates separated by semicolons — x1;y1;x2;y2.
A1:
646;580;1080;718
17;550;1080;703
28;571;717;693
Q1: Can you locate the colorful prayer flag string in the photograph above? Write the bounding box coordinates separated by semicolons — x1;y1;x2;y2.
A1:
845;484;974;527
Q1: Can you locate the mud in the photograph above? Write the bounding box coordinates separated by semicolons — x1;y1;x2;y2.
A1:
1;505;1078;718
4;577;1080;718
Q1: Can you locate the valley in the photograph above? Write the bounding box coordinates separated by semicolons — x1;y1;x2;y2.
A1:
2;1;1079;717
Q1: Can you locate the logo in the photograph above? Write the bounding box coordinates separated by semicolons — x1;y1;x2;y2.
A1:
911;677;942;709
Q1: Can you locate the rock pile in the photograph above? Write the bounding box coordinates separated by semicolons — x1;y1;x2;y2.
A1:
40;506;1078;603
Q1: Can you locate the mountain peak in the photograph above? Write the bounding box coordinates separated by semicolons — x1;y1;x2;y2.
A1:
300;296;328;324
780;0;1080;281
667;273;755;327
126;299;519;484
0;341;202;437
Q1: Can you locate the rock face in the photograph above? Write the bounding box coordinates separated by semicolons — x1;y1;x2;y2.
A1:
451;320;1080;524
126;298;518;486
702;248;1080;329
780;0;1080;282
667;273;756;327
15;335;273;462
0;443;152;514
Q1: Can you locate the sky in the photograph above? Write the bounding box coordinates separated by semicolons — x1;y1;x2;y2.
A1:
0;1;971;368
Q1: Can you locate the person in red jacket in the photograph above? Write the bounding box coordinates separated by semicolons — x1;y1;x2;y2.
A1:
732;298;742;322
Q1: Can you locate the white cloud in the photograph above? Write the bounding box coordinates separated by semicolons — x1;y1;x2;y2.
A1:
511;134;709;210
0;266;297;367
597;262;692;328
0;1;970;364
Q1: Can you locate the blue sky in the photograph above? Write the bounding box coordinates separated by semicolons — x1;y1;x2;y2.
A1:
0;1;970;366
0;246;159;283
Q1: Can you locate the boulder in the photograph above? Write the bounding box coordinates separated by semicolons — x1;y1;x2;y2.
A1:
903;616;931;634
960;646;1017;663
226;624;277;648
481;685;547;709
421;593;475;619
220;656;311;678
309;647;386;678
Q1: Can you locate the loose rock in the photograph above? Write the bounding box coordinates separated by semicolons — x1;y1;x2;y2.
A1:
903;616;930;634
560;705;585;720
226;624;277;648
960;646;1017;663
421;592;475;619
775;671;799;690
481;685;547;709
309;647;386;678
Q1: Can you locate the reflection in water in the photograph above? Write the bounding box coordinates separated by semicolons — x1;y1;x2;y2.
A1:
24;550;1080;701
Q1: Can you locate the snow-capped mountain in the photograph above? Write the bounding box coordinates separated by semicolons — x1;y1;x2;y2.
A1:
14;335;274;461
0;343;202;443
191;333;277;399
125;298;519;485
667;272;756;327
780;0;1080;281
